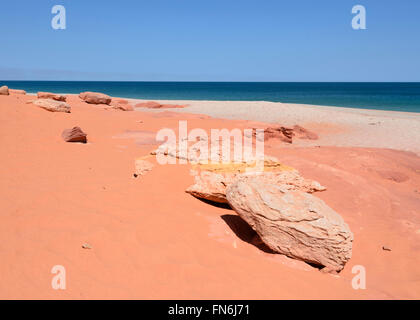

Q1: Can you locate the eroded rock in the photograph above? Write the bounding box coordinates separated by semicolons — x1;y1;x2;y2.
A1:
226;175;353;272
32;99;71;113
62;127;87;143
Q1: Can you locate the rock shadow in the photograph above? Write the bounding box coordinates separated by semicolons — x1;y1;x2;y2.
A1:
221;214;275;254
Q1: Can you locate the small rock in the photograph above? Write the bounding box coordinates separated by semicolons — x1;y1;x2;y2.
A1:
82;243;92;249
62;127;87;143
382;246;392;251
0;86;9;95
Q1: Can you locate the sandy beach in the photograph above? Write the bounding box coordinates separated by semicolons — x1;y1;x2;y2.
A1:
1;91;420;299
128;98;420;155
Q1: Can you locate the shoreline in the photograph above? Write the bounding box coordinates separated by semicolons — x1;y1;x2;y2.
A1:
23;93;420;155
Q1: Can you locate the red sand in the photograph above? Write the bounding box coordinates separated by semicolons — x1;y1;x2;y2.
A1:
0;94;419;299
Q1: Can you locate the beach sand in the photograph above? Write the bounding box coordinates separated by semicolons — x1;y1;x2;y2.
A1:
1;92;420;299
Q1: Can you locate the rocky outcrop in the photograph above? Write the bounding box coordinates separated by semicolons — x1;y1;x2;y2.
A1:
293;125;318;140
10;89;26;95
79;92;112;105
226;175;353;272
37;92;66;101
135;101;186;109
0;86;9;95
32;99;71;113
62;127;87;143
252;125;318;143
186;161;325;204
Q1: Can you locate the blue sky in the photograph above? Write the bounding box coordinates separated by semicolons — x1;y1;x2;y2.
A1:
0;0;419;81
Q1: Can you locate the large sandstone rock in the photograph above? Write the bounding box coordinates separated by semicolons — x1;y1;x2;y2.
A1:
186;161;325;204
79;92;112;105
226;175;353;272
32;99;71;113
0;86;9;95
62;127;87;143
37;92;66;101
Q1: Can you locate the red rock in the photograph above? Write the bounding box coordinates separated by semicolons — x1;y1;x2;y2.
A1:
79;92;112;105
253;125;318;143
293;125;318;140
0;86;9;95
254;127;294;143
9;89;26;95
37;92;66;101
61;127;87;143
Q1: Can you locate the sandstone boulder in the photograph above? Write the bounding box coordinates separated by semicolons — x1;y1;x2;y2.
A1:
186;161;325;204
226;175;353;272
62;127;87;143
0;86;9;95
79;92;111;105
32;99;71;113
37;92;66;101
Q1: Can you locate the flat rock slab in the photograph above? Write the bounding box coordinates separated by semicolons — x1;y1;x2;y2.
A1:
32;99;71;113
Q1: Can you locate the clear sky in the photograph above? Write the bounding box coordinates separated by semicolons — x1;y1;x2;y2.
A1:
0;0;419;81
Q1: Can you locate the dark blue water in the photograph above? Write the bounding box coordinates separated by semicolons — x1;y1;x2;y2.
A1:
2;81;420;112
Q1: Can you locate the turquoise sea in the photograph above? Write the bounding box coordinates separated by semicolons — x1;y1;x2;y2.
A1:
2;81;420;113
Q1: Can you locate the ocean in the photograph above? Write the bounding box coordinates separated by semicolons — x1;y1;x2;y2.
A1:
2;81;420;113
